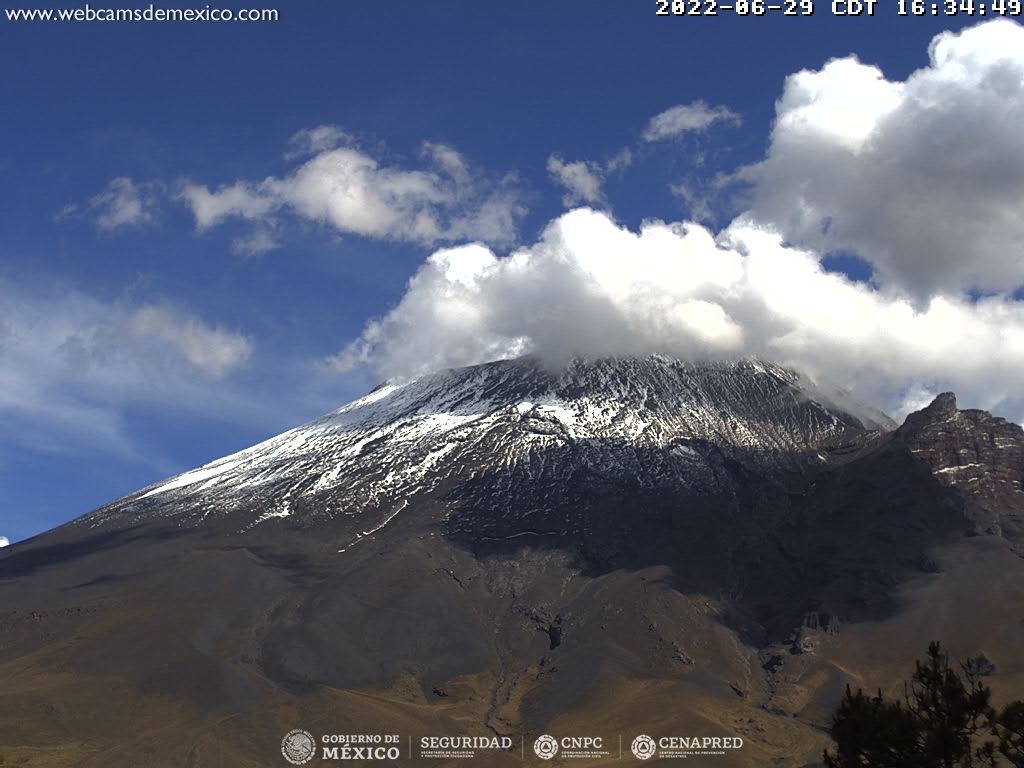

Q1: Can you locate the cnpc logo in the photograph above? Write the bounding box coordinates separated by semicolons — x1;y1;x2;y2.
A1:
533;735;558;760
533;734;605;760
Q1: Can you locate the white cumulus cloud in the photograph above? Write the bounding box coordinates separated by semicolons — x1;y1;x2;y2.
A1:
179;140;525;248
748;19;1024;299
0;537;9;548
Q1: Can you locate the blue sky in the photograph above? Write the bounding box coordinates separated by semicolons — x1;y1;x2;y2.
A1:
4;4;1024;544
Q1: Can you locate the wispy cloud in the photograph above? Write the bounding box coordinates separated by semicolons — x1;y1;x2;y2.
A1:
178;181;276;231
546;155;606;206
126;306;252;379
285;124;353;159
61;177;162;231
545;147;634;210
546;101;738;213
0;279;254;463
230;228;279;257
642;100;740;141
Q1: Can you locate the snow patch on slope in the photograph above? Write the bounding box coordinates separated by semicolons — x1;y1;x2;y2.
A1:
139;459;244;499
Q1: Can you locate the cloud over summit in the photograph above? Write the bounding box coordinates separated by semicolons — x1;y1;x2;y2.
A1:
330;21;1024;425
332;206;1024;422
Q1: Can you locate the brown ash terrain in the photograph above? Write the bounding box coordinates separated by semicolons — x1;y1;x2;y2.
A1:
1;355;1023;767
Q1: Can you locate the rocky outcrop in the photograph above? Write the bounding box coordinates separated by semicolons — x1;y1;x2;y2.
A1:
899;392;1024;543
789;612;841;655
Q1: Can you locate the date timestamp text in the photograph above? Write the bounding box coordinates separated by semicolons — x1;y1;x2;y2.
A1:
656;0;1021;15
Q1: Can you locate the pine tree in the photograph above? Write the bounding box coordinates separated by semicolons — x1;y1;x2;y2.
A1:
998;702;1024;767
825;642;1024;768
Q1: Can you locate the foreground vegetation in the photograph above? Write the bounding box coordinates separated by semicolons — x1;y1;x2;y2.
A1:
826;642;1024;767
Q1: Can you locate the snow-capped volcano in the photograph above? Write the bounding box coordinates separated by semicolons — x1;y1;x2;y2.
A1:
82;356;892;545
4;355;1024;768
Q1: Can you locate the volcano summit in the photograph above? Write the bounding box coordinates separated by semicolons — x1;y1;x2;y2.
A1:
1;356;1022;767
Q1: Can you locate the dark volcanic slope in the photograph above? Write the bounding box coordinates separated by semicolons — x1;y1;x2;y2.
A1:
1;356;1023;768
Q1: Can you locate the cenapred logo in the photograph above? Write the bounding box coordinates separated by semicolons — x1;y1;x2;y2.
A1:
533;734;559;760
281;729;316;765
631;734;657;760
